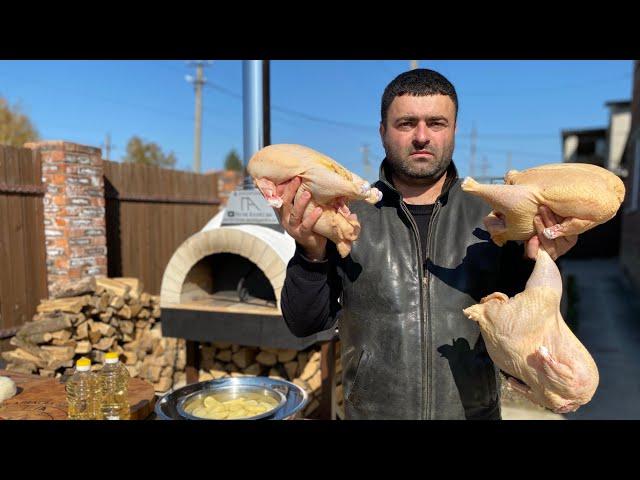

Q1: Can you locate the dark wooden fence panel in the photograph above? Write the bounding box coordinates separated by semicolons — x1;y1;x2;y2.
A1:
104;161;220;295
0;146;47;334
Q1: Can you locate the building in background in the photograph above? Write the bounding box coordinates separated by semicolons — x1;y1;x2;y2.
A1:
560;100;631;259
620;61;640;291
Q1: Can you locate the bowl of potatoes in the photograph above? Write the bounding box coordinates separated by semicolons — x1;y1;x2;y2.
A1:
177;383;288;420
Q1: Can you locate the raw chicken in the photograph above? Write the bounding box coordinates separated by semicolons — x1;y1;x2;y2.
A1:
247;144;383;257
461;163;625;246
462;248;599;414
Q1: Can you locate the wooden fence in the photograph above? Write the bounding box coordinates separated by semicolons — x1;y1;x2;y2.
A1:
104;160;221;295
0;146;48;335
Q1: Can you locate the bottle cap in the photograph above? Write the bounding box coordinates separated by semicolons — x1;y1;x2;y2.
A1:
104;352;119;364
76;357;91;372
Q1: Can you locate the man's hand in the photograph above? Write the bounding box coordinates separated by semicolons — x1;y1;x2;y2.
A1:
275;177;327;261
525;205;578;261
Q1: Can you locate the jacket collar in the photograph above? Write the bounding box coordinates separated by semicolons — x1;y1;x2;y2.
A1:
376;158;459;206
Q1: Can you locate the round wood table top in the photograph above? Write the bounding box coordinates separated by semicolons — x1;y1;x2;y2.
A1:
0;369;156;420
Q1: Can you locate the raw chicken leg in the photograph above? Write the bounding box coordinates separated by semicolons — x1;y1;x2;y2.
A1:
461;163;625;246
462;248;599;414
247;144;383;257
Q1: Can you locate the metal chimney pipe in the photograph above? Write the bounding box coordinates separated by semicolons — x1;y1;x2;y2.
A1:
242;60;264;189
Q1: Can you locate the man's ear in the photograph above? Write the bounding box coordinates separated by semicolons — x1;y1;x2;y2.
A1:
379;122;385;139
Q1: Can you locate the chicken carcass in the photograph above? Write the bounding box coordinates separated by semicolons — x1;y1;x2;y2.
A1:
462;248;599;414
247;144;383;257
461;163;625;246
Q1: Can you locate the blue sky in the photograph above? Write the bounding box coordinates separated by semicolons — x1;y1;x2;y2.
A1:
0;60;633;183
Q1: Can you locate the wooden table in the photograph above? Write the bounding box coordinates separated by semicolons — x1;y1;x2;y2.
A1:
0;369;156;420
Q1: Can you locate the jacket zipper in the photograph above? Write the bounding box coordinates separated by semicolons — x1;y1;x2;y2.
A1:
399;201;428;420
423;201;441;419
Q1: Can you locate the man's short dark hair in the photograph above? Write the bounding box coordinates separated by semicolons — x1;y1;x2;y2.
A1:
381;68;458;125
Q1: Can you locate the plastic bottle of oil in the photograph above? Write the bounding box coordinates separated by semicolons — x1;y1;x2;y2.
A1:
66;357;102;420
98;352;131;420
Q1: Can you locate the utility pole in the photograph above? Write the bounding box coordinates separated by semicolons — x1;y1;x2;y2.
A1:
102;133;115;161
186;60;212;173
410;60;419;70
360;143;371;182
481;155;489;178
470;122;477;177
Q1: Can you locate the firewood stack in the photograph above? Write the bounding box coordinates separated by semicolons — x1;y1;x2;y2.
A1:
195;340;344;419
1;276;186;393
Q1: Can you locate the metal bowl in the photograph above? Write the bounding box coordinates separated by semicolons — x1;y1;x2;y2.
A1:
155;377;308;420
177;380;288;420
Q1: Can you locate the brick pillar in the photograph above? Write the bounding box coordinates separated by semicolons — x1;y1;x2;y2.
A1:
24;141;108;296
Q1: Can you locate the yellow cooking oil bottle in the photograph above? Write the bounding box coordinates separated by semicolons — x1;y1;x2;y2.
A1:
98;352;131;420
66;357;102;420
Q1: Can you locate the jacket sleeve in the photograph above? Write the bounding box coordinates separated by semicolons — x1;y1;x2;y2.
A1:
497;240;535;298
280;241;343;338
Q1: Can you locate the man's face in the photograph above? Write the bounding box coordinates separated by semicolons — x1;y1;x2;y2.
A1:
380;94;457;183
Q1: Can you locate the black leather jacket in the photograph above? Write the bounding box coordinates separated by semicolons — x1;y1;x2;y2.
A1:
282;159;533;419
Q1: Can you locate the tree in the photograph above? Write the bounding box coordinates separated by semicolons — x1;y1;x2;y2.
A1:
0;96;40;147
122;136;177;168
224;149;243;172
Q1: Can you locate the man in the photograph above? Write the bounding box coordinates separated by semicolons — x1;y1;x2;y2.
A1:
276;69;577;419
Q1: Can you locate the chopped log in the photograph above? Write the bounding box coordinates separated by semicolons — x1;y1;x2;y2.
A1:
2;348;48;369
38;369;56;378
277;349;298;363
75;322;89;340
304;399;320;417
224;363;239;373
113;277;143;298
150;295;160;305
243;363;262;376
260;347;279;354
37;295;91;314
6;361;37;374
125;365;140;377
122;333;133;343
307;370;322;392
109;295;125;310
135;320;149;330
140;292;152;307
122;351;138;365
212;341;232;349
268;368;284;379
256;351;277;367
41;345;76;361
17;314;73;338
137;308;151;320
296;352;309;377
232;348;257;369
128;300;143;318
119;320;134;335
89;320;115;337
151;305;161;319
75;340;92;354
117;304;133;319
94;337;115;351
284;361;298;381
50;277;97;299
51;338;78;348
8;337;49;362
88;330;102;344
209;368;227;379
95;278;131;298
22;332;53;344
50;330;72;342
215;349;232;362
154;377;172;393
300;358;319;381
293;378;311;394
231;344;240;353
109;317;120;328
91;292;111;313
